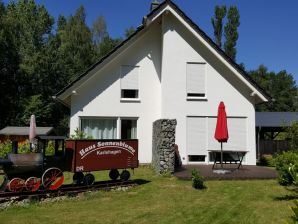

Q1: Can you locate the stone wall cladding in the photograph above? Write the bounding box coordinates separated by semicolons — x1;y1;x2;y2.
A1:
152;119;177;174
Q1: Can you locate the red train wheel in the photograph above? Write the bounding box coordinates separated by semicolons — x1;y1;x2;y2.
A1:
42;168;64;190
8;178;25;192
25;177;41;192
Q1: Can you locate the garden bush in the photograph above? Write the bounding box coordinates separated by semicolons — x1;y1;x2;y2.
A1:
259;154;275;167
274;151;298;185
0;140;12;158
0;140;31;158
191;169;205;189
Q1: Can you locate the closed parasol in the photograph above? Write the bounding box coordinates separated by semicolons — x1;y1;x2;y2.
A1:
29;114;37;149
214;102;229;168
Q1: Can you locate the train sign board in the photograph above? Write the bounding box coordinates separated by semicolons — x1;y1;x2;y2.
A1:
65;139;138;172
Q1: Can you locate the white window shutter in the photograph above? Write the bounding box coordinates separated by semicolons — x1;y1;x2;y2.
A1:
187;63;205;94
208;117;221;151
208;117;247;151
225;118;247;151
187;117;207;155
121;65;139;90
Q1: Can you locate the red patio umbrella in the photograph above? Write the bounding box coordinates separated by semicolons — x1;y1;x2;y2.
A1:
214;102;229;168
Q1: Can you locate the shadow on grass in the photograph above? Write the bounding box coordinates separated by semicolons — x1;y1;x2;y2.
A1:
133;179;151;185
274;194;298;201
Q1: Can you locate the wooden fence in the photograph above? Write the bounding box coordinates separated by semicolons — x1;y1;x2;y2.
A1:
259;140;292;156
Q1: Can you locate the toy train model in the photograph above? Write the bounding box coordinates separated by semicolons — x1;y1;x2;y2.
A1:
0;136;138;192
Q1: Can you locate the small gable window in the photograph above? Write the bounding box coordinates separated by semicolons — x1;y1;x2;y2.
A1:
121;65;139;99
186;62;206;98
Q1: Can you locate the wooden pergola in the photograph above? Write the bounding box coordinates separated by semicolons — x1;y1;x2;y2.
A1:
256;112;298;159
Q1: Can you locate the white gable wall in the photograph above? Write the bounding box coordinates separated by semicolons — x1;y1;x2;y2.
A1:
161;13;256;165
66;9;260;165
69;21;162;163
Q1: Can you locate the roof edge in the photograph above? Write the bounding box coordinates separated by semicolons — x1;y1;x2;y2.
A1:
55;0;270;103
161;1;271;101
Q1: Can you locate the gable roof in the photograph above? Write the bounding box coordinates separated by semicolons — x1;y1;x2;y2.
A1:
55;0;270;105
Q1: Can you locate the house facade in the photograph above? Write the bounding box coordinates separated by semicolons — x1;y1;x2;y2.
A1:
56;1;268;165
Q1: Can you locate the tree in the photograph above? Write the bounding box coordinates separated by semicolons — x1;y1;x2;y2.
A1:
0;0;54;127
211;6;226;48
20;95;53;126
56;6;96;81
248;65;298;112
224;6;240;60
124;26;136;38
92;15;108;46
98;36;122;59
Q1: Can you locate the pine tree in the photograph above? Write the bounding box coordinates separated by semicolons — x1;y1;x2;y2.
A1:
224;6;240;60
211;6;226;48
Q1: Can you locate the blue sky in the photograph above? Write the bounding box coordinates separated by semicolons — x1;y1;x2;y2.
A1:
6;0;298;83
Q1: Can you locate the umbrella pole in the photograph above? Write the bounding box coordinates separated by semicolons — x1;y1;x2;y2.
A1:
221;142;223;169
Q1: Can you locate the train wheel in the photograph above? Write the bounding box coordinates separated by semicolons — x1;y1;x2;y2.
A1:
25;177;41;192
83;173;95;186
120;170;130;181
42;167;64;190
73;172;84;185
109;169;119;180
8;178;25;192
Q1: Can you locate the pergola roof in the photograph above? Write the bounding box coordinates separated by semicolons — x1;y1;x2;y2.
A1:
0;126;54;136
256;112;298;128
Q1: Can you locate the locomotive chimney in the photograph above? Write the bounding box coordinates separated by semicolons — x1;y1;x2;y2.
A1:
12;141;18;154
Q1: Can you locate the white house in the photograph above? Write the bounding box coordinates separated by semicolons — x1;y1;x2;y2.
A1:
56;0;269;165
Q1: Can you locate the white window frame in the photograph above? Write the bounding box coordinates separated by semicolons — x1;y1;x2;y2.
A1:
120;65;140;102
186;62;207;101
79;116;138;140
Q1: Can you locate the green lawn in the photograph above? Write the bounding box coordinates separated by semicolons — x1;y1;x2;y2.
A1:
0;166;295;224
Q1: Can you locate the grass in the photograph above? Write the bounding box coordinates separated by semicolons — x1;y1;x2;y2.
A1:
0;166;295;224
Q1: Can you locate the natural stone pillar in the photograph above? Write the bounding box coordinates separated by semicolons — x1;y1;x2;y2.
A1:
152;119;177;174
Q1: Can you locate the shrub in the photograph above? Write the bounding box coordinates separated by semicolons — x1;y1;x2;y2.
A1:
0;140;12;158
70;128;93;139
259;154;275;167
286;121;298;150
0;140;31;158
191;169;205;189
274;151;298;185
18;140;30;154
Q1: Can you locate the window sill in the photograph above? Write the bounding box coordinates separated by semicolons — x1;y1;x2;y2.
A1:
186;96;207;101
120;98;141;103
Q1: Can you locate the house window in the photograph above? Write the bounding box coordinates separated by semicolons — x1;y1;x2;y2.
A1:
121;89;138;98
81;118;117;139
208;117;247;152
121;65;139;99
121;119;137;139
186;117;207;162
188;155;206;162
186;62;206;98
